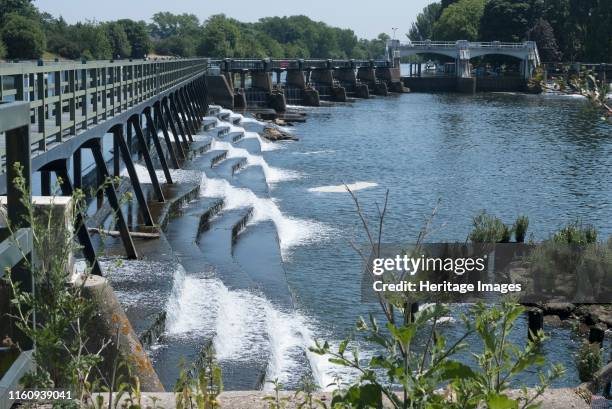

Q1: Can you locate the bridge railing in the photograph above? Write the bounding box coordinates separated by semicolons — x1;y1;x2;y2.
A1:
395;40;535;50
0;58;208;170
0;101;34;409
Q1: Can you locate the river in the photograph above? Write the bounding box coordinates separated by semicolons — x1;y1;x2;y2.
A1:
151;90;611;390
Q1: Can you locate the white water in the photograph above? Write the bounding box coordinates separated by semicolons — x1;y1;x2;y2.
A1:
309;181;378;193
165;275;340;388
211;139;298;184
200;176;329;252
154;109;351;389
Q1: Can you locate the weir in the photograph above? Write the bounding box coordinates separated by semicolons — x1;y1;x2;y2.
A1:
0;40;548;402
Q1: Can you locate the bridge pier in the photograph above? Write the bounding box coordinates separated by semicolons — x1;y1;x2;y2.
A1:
285;67;320;107
357;63;388;96
334;65;370;98
310;67;347;102
375;66;409;93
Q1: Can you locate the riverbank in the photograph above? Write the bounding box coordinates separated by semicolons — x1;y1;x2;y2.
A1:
98;389;591;409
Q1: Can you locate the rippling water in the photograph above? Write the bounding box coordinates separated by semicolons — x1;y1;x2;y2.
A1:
263;92;611;386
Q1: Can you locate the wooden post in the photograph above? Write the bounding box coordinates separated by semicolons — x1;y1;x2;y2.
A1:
527;308;543;341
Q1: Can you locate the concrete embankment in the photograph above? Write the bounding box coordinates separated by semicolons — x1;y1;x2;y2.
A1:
97;388;590;409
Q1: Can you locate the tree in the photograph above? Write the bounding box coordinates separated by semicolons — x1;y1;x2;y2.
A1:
527;18;562;61
116;19;151;58
432;0;486;41
0;0;36;24
149;12;200;39
197;14;242;58
71;22;112;60
409;2;442;41
155;35;197;57
479;0;533;42
105;21;131;59
0;39;6;59
1;13;46;59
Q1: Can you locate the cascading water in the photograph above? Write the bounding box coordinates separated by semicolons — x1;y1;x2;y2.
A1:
211;139;298;184
157;114;345;389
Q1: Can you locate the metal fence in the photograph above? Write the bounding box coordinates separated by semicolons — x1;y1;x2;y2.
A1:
0;101;34;409
0;58;208;166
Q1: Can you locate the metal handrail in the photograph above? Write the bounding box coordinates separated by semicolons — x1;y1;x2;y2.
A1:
0;58;208;164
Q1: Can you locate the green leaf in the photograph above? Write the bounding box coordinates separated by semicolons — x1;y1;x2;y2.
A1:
438;361;477;380
486;393;519;409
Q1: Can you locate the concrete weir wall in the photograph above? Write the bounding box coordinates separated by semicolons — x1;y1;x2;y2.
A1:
206;75;234;108
402;76;528;93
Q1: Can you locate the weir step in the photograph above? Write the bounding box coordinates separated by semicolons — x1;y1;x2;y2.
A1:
234;137;262;155
204;157;247;180
100;257;178;343
229;131;245;143
202;118;217;131
233;165;268;197
233;220;294;309
185;149;228;169
164;197;225;275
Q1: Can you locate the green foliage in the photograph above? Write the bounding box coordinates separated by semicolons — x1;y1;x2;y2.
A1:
175;344;223;409
469;210;513;243
432;0;486;41
71;22;113;60
0;39;6;59
576;341;602;382
294;376;326;409
264;378;290;409
408;2;442;41
2;165;100;399
514;215;529;243
453;303;564;408
116;19;151;58
479;0;533;42
197;14;243;58
552;220;597;245
311;303;563;409
1;13;46;59
0;0;37;25
526;18;562;62
105;21;131;59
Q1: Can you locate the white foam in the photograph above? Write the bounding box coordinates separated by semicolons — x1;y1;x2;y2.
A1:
166;275;339;386
120;164;202;185
211;139;298;184
244;130;282;152
292;150;335;156
308;182;378;193
200;176;329;252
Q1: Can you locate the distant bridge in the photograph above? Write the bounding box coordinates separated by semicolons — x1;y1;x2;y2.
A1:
387;40;541;79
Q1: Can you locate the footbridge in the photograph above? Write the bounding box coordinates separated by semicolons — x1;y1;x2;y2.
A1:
388;40;540;79
206;58;407;110
0;58;212;275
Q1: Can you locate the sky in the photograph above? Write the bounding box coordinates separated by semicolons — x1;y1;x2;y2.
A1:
33;0;433;40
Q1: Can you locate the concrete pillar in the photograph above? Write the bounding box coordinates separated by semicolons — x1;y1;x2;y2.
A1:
310;69;347;102
251;71;272;92
286;70;307;89
83;275;164;391
205;75;234;109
